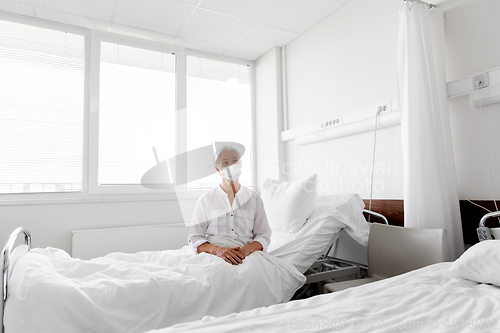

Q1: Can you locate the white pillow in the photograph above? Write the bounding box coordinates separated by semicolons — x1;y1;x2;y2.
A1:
261;175;317;233
446;240;500;286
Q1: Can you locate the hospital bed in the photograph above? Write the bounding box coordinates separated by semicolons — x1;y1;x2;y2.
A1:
144;229;500;333
0;193;377;333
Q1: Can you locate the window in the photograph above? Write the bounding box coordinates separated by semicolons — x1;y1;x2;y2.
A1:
89;37;177;193
0;17;255;201
186;56;253;189
0;20;85;194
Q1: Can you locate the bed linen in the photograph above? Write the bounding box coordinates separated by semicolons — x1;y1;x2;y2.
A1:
3;193;371;333
145;262;500;333
269;193;369;273
4;244;305;333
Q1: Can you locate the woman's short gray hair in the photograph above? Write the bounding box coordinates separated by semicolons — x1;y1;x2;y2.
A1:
214;145;241;168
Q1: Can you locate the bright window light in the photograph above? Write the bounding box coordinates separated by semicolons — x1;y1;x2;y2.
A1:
0;20;85;194
186;56;252;189
98;42;176;186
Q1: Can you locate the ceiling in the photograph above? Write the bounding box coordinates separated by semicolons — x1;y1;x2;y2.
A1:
0;0;351;60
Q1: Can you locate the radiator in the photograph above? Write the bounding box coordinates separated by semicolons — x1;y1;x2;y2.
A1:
72;223;189;259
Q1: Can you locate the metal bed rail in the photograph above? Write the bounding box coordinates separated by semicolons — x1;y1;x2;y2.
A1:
363;209;389;225
479;211;500;228
1;227;31;333
477;211;500;241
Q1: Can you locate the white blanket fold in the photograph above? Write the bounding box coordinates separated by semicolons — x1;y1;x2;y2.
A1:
5;246;305;333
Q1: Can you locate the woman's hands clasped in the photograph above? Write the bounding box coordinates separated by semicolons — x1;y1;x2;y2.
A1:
197;242;263;265
213;246;244;265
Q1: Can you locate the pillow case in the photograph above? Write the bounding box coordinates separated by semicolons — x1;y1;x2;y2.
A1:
261;174;317;233
446;240;500;286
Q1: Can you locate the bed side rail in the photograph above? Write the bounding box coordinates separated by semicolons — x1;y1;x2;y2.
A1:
477;211;500;241
321;210;388;259
1;227;31;333
363;209;389;225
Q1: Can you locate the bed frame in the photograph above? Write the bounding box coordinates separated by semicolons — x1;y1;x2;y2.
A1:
296;209;388;299
1;227;31;333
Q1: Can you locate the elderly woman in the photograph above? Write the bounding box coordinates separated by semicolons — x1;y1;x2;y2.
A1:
187;145;271;265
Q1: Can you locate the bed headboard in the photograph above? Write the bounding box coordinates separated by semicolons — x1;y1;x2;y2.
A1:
363;199;500;245
1;227;31;333
362;199;404;226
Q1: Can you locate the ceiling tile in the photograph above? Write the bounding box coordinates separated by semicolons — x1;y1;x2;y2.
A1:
48;0;116;22
199;0;281;21
223;48;261;61
0;1;36;17
0;0;115;21
260;0;345;33
172;37;228;55
178;8;254;47
114;0;194;36
110;24;174;43
173;0;200;5
36;9;110;30
232;23;298;54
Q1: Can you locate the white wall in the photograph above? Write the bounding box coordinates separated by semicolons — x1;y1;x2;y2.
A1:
0;199;196;254
276;0;403;199
255;0;500;202
445;0;500;200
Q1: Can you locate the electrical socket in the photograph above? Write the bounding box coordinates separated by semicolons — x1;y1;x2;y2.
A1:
473;73;489;89
323;116;343;129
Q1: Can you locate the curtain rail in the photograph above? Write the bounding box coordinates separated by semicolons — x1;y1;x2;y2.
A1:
403;0;437;9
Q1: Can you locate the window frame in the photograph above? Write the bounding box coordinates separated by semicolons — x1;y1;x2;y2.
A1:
88;31;184;195
0;14;257;204
0;12;90;202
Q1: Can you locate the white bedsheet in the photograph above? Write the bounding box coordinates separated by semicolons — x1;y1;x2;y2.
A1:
146;262;500;333
4;245;305;333
269;193;369;273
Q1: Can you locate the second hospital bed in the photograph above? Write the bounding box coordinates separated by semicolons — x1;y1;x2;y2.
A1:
145;246;500;333
145;225;500;333
1;193;375;333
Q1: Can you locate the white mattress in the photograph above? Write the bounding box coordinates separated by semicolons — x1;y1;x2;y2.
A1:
146;262;500;333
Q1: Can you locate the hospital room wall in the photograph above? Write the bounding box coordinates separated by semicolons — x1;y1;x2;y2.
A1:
258;0;403;199
0;200;193;254
255;0;500;201
445;0;500;200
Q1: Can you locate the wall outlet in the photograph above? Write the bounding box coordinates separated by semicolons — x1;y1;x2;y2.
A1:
473;73;489;89
324;115;343;129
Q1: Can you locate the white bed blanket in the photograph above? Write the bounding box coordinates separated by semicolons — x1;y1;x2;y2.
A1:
5;245;305;333
269;193;369;273
146;262;500;333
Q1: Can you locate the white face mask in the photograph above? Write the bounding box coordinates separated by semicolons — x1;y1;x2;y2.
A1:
219;163;242;182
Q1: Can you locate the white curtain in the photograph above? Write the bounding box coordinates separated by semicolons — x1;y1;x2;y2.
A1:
398;1;464;261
